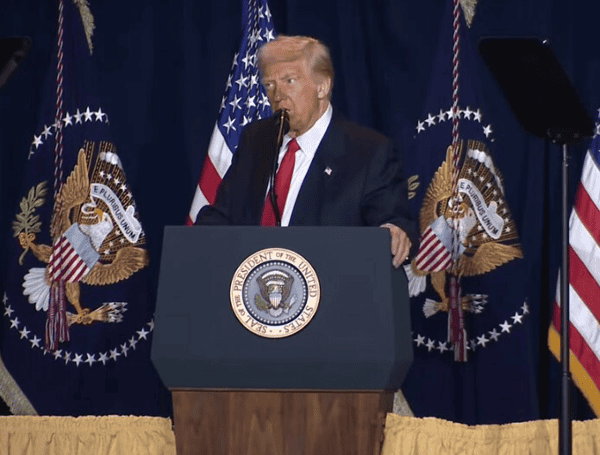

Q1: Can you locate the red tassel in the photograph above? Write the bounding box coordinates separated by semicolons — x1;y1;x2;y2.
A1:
45;280;70;351
448;274;467;361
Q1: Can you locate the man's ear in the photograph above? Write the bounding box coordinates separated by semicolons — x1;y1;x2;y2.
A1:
317;77;331;99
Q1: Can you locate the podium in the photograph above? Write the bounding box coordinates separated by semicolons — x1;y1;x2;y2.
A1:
152;226;413;455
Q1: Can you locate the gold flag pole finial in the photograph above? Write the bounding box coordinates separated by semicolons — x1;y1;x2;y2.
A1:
72;0;95;54
460;0;478;28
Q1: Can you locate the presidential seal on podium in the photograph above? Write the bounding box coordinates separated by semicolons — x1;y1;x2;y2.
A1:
230;248;320;338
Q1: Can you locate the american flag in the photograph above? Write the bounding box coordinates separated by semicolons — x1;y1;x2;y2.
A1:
186;0;276;225
549;112;600;416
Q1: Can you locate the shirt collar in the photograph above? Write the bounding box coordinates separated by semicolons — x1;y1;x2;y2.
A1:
282;103;333;158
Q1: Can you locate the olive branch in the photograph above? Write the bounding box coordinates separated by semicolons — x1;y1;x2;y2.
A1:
12;181;48;264
255;293;270;312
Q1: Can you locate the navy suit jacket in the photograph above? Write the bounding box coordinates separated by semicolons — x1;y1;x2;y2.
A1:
196;111;418;252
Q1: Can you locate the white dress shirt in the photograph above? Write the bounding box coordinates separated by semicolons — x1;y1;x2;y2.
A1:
273;103;333;226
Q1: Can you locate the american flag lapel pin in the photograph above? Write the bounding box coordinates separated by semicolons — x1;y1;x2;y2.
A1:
324;166;332;176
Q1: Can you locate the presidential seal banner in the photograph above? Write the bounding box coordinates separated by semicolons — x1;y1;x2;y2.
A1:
0;0;170;416
399;0;537;424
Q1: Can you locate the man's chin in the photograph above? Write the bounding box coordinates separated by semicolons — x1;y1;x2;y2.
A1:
288;121;302;136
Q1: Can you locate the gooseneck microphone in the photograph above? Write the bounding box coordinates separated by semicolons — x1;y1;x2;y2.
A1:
269;109;290;226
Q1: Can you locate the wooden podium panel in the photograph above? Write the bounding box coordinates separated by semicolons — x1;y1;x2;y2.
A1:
172;389;393;455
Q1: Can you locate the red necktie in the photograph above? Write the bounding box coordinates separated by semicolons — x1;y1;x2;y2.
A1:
261;138;300;226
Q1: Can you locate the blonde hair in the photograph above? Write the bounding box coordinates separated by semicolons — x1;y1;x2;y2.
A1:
258;35;334;97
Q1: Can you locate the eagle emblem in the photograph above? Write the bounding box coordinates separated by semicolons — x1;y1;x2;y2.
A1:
254;270;297;317
230;248;320;338
406;140;523;317
13;140;148;328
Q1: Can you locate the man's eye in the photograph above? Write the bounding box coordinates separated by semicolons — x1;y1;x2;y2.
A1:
287;78;295;84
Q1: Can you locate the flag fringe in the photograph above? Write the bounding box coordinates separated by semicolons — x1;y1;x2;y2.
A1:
459;0;478;27
72;0;95;55
548;324;600;417
0;353;38;415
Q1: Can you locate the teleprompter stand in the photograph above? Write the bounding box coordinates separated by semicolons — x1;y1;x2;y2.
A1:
479;37;594;455
151;226;413;455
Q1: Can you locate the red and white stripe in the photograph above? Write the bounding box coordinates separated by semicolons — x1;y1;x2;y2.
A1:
415;226;452;272
552;150;600;394
48;236;91;283
186;123;233;225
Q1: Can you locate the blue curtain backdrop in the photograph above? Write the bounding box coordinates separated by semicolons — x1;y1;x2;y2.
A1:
0;0;598;422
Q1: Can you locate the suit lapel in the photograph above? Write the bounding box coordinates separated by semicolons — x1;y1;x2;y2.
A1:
290;114;347;225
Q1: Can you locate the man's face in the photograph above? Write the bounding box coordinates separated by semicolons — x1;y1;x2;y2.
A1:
262;58;329;137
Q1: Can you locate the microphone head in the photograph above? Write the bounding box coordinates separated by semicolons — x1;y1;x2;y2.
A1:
274;109;290;135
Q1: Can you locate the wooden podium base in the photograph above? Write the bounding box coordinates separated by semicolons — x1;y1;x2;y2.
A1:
172;389;394;455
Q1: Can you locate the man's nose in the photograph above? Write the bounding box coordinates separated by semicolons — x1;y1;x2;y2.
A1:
272;84;286;102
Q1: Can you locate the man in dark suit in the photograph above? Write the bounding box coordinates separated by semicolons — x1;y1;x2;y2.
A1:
196;35;416;268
